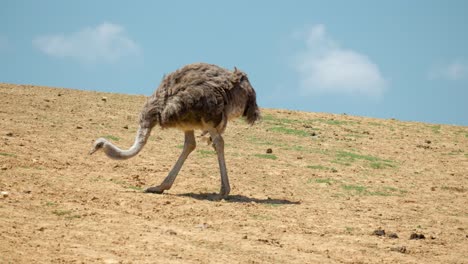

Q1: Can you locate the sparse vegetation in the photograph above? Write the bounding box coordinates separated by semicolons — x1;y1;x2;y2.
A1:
102;135;120;141
341;184;405;196
431;125;441;134
306;165;328;170
312;178;334;185
369;161;396;169
251;214;273;220
45;202;57;207
254;153;278;160
198;149;216;157
52;209;72;216
332;151;395;169
2;83;466;263
268;126;310;137
0;152;16;157
126;185;143;191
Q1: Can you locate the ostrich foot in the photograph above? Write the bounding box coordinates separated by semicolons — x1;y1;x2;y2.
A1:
145;185;167;194
218;187;230;200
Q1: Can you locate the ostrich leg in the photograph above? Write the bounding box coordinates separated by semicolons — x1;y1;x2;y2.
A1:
209;130;230;198
146;130;196;194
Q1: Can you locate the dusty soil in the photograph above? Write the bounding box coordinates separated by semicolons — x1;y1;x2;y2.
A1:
1;83;467;263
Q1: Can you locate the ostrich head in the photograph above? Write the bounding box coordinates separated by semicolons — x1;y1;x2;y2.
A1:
233;67;260;125
89;138;107;155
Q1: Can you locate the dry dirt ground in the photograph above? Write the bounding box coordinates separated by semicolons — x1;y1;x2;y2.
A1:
1;83;467;263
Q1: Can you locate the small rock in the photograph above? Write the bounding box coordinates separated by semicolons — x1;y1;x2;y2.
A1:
311;132;317;137
1;166;7;171
38;227;46;232
57;93;62;96
388;233;399;239
242;235;248;239
373;228;386;236
409;233;425;240
390;246;407;253
76;126;83;129
44;99;50;102
431;187;436;191
6;132;13;137
166;229;177;235
297;156;303;160
331;168;338;173
101;97;107;102
425;140;431;144
1;191;9;198
123;125;129;129
23;190;32;194
266;148;273;154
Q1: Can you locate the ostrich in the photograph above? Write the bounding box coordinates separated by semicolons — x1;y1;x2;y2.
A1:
89;63;260;198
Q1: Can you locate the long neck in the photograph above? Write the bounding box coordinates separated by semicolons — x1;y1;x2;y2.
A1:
103;127;150;160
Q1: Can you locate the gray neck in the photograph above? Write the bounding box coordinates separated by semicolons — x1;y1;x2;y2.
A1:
103;127;150;160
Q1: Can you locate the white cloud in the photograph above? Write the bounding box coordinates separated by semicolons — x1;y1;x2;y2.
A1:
33;22;140;64
429;61;468;81
293;24;387;97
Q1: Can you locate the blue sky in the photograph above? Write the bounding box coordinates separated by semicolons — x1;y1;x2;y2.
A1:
1;1;467;125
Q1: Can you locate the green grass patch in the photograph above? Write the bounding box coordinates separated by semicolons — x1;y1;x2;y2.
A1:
65;214;82;220
345;134;365;139
102;135;120;141
312;178;334;185
310;118;357;126
45;202;57;207
368;122;383;126
251;214;273;220
18;165;44;171
336;151;379;162
262;114;299;125
52;210;72;216
254;154;278;160
370;161;396;169
281;145;329;156
342;184;367;193
307;165;328;170
307;165;337;172
315;178;333;185
268;126;310;137
333;151;395;169
430;125;441;134
383;186;407;195
198;150;216;157
341;184;405;196
126;185;143;191
0;152;16;157
52;209;81;220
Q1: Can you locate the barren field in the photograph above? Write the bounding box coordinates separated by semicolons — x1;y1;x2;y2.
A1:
1;83;467;263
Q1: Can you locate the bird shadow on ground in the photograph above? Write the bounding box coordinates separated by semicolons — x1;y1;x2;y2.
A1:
177;192;301;205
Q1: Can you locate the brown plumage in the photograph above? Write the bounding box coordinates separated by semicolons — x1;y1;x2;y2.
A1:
90;63;260;198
